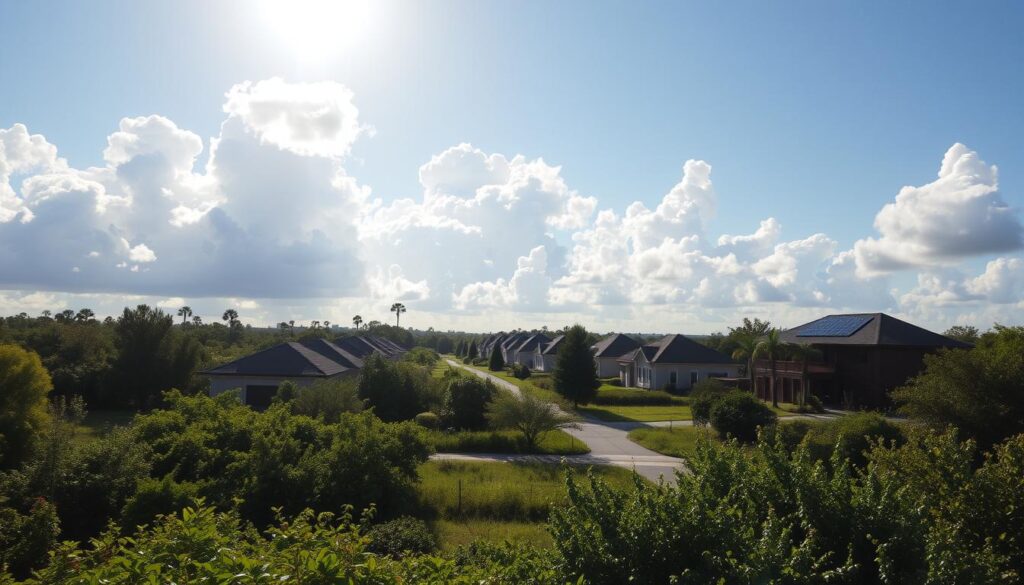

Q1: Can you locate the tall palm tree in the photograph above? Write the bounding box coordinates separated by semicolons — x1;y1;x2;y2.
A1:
390;303;406;327
753;329;785;408
177;306;193;325
731;333;760;394
352;315;363;330
222;309;239;327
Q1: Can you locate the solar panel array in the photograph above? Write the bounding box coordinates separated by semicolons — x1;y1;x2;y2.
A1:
796;315;873;337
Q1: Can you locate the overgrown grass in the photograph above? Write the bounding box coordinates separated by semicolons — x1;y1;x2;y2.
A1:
417;460;638;522
426;429;588;455
432;519;553;550
460;363;571;408
592;387;684;406
72;409;136;444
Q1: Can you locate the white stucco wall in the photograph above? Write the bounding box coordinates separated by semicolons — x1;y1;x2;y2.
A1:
650;363;741;391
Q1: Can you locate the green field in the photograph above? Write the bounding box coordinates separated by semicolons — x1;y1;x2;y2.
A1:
433;519;552;550
580;404;694;422
427;428;588;455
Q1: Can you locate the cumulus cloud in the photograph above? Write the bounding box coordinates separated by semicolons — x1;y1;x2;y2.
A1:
223;77;365;158
854;143;1022;276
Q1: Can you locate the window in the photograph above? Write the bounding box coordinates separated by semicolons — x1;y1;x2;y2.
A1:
689;371;699;386
669;371;677;385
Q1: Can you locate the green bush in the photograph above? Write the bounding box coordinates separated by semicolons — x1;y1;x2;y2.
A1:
809;412;903;466
444;376;496;430
403;347;439;367
291;377;364;422
598;376;622;387
802;393;824;413
509;363;531;379
592;388;677;406
689;379;731;425
120;475;200;531
414;411;440;430
365;516;436;557
709;390;777;442
0;498;59;579
0;344;52;469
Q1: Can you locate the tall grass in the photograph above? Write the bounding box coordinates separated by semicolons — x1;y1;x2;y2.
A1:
417;460;637;521
427;429;588;455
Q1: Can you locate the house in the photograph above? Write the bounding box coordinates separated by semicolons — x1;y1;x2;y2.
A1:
591;334;641;377
204;335;406;409
533;335;564;371
500;332;528;364
510;333;551;367
759;313;971;409
617;334;739;391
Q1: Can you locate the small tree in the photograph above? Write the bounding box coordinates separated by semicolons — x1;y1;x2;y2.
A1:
467;341;478;360
486;391;577;450
488;344;505;371
444;376;495;430
553;324;599;407
0;344;53;468
709;390;777;442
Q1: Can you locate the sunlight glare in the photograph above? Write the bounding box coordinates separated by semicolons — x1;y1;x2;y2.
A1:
260;0;374;61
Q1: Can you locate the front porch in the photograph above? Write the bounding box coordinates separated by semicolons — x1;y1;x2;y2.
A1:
753;360;834;404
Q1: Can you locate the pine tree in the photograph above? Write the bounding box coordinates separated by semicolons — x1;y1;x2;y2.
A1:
488;343;505;371
455;340;465;357
468;341;478;359
553;324;599;407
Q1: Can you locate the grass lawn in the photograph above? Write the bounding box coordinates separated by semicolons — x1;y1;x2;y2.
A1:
427;428;589;455
580;404;694;422
628;425;717;460
433;519;552;551
73;409;136;444
417;460;638;522
460;362;571;408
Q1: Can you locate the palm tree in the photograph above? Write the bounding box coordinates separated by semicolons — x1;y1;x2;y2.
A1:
192;315;203;326
390;303;406;327
731;333;760;394
310;320;321;330
352;315;363;330
752;329;786;408
177;306;193;324
323;320;330;329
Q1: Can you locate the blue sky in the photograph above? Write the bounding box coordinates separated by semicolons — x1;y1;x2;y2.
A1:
1;1;1022;332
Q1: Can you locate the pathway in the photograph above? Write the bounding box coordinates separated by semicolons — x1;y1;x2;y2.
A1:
442;359;686;482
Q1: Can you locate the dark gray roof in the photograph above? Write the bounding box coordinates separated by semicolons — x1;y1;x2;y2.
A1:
501;333;528;350
780;313;972;348
515;333;551;353
332;335;405;359
619;334;733;365
204;342;352;377
592;333;641;358
299;338;364;369
540;335;564;355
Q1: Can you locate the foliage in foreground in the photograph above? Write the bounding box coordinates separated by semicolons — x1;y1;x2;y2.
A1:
551;428;1024;585
3;503;564;585
0;344;52;469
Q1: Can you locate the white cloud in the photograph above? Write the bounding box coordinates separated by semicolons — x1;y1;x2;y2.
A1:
854;143;1022;276
127;242;157;263
223;77;365;158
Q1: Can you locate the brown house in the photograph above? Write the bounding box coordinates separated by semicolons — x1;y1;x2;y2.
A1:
755;313;971;409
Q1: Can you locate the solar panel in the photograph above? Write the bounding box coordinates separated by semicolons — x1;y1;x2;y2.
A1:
796;315;873;337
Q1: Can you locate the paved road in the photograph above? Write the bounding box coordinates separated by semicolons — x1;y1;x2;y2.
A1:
442;359;686;483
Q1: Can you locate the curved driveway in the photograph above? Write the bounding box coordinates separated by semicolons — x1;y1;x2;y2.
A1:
439;359;686;483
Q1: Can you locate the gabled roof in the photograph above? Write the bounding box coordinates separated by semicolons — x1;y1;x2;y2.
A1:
592;333;641;358
780;313;972;348
539;335;564;355
204;342;352;377
501;333;527;350
515;333;551;353
618;334;733;365
299;338;364;369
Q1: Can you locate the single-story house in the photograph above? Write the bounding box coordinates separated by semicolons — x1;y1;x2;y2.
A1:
591;334;641;377
500;332;528;364
204;335;405;409
618;334;739;391
762;313;971;408
511;333;551;367
533;335;564;372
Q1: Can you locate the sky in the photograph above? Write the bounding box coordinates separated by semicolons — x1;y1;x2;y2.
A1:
1;0;1023;334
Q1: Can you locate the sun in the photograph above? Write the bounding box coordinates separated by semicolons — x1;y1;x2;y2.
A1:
260;0;374;61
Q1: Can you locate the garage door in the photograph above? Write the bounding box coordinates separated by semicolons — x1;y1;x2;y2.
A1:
245;385;278;411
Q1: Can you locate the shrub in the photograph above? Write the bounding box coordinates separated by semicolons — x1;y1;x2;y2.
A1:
486;392;577;449
403;347;439;367
273;380;297;403
488;344;504;371
0;497;59;579
593;388;677;406
365;516;436;557
120;476;200;531
809;412;903;466
802;393;824;413
599;376;622;387
709;391;777;442
689;379;731;425
509;363;532;379
414;411;440;430
444;376;496;430
291;377;364;423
